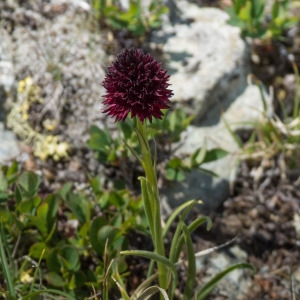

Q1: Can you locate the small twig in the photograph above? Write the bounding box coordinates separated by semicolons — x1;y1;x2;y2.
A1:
175;237;237;266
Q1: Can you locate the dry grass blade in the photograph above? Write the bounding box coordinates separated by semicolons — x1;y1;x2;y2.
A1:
175;237;237;266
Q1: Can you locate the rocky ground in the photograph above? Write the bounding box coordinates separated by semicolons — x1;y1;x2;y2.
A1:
0;0;300;299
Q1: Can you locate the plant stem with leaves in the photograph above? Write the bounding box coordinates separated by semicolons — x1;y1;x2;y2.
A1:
136;119;167;290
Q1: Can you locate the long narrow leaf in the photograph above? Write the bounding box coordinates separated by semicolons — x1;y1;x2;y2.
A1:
196;263;255;300
163;200;200;237
121;250;177;281
131;273;158;299
182;224;196;300
123;139;143;165
222;114;243;148
167;200;199;298
112;276;131;300
139;177;154;236
0;223;16;298
174;217;212;264
22;289;76;300
134;286;169;300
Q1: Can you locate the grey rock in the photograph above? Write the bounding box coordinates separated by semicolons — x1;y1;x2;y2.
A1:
0;123;20;164
152;3;250;124
161;84;272;212
10;5;107;148
0;28;15;121
50;0;90;11
153;2;273;212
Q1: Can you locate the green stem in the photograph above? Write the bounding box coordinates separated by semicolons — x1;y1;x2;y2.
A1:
136;119;167;291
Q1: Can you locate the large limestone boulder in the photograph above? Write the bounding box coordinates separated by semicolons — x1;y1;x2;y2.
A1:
161;84;272;212
152;2;250;123
0;29;20;164
151;1;273;212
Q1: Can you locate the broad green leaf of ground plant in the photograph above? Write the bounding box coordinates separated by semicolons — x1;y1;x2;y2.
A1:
17;196;41;215
90;217;125;257
46;245;80;278
29;242;48;259
59;245;80;271
90;216;107;255
26;195;58;241
1;161;18;184
45;272;65;287
29;202;50;237
165;157;186;181
68;271;86;289
64;192;91;224
17;171;40;197
87;125;115;163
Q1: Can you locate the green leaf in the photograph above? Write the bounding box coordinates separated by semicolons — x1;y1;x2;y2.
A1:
95;225;121;255
0;191;8;202
233;0;247;13
222;114;243;148
29;242;47;259
202;148;229;163
89;176;102;195
191;141;207;166
30;202;49;235
197;263;255;299
175;217;213;260
18;171;40;196
68;271;86;289
22;289;74;300
272;0;280;20
18;196;41;214
112;276;131;300
6;161;18;182
45;194;59;232
45;272;65;287
182;224;196;300
46;249;61;273
0;224;16;298
163;200;199;237
197;167;219;177
251;0;265;19
135;286;169;300
0;170;8;192
118;120;134;140
104;190;125;208
59;245;80;271
165;168;176;181
65;192;90;224
57;182;72;199
139;177;154;236
90;217;108;256
165;157;186;181
121;250;177;281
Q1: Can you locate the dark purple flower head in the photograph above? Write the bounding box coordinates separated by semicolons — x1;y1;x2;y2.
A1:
102;48;173;123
